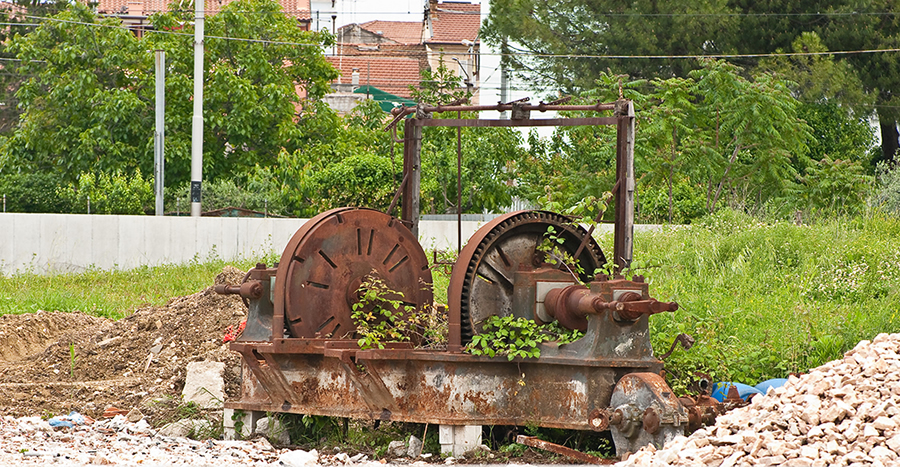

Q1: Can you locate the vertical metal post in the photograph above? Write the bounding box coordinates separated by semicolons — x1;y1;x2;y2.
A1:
401;117;422;238
499;39;508;120
190;0;205;217
2;194;5;213
613;99;635;272
154;50;165;216
87;195;91;215
457;110;462;252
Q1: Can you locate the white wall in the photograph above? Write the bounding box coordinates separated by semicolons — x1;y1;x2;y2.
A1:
0;213;658;276
0;213;492;275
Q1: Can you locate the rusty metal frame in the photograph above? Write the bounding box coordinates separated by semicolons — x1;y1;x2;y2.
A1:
392;99;635;272
223;98;665;445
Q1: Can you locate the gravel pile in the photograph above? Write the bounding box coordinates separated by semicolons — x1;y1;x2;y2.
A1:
0;414;385;466
618;333;900;467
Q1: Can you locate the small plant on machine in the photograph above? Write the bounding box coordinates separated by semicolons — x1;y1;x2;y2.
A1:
465;315;584;360
352;271;436;350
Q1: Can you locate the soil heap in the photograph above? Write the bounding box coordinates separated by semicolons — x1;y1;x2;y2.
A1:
0;266;248;420
617;333;900;467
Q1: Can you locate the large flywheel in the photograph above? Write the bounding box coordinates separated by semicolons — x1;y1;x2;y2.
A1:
448;210;606;343
274;208;433;340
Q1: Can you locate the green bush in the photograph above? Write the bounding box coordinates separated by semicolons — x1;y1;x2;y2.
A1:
871;161;900;216
636;178;707;224
0;172;72;213
60;170;153;215
165;166;286;216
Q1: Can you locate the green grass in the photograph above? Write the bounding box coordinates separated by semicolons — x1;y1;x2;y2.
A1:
2;210;899;394
0;257;276;319
624;209;900;392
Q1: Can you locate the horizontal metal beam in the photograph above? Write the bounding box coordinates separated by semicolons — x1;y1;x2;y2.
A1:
415;117;618;128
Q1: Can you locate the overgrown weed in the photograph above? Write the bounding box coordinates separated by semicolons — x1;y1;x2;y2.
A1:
633;209;900;392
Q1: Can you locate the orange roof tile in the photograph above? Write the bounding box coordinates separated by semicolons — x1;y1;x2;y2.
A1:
428;1;480;44
357;20;423;45
94;0;311;21
326;55;423;99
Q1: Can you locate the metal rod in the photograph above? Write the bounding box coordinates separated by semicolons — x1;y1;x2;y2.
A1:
457;110;462;253
417;117;617;128
392;102;615;116
516;435;612;464
613;99;635;272
387;172;409;219
572;181;619;264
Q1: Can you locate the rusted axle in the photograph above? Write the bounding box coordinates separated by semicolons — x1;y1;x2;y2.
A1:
544;283;678;331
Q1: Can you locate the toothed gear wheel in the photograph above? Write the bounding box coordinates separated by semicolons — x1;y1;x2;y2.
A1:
274;207;433;340
448;210;605;343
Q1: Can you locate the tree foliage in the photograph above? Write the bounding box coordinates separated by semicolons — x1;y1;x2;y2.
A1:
1;0;338;188
2;4;155;181
521;61;814;221
482;0;736;92
481;0;899;165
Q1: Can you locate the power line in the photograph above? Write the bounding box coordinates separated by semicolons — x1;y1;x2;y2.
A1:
21;14;327;47
14;12;900;59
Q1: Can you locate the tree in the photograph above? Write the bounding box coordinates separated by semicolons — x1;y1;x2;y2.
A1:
689;60;812;212
145;0;338;184
482;0;900;165
1;4;155;181
1;0;338;188
481;0;737;93
818;0;900;165
0;0;69;134
519;61;812;220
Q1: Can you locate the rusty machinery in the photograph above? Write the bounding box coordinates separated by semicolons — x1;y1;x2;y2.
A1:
217;99;698;457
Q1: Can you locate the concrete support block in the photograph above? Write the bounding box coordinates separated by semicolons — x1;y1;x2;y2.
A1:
223;408;266;440
182;361;225;409
439;425;482;457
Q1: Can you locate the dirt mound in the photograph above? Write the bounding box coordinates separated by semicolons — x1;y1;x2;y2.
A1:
0;266;248;420
0;311;111;362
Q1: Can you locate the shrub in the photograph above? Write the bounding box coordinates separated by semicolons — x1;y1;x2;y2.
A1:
870;161;900;216
60;170;153;215
165;166;286;216
0;172;73;213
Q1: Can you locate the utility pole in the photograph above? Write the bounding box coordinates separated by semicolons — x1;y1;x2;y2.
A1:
154;50;165;216
190;0;205;217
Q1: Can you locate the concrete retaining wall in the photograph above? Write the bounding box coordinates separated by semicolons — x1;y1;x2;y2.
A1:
0;213;648;276
0;213;502;275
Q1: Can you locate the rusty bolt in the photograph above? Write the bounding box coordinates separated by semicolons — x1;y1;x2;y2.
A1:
609;409;624;427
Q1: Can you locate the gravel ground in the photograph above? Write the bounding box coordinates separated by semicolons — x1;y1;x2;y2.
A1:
0;414;290;466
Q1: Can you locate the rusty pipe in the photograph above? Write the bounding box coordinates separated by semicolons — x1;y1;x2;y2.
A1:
613;291;678;321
